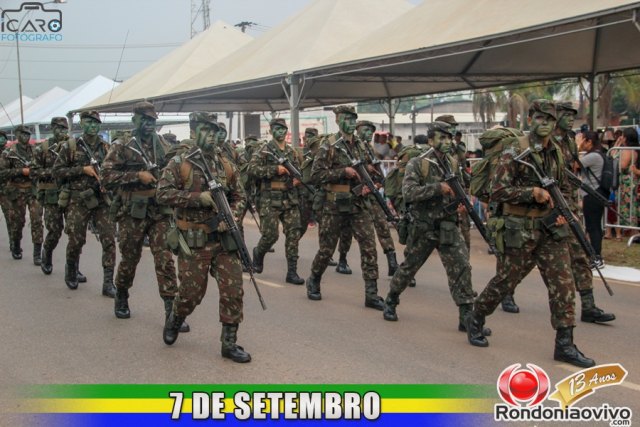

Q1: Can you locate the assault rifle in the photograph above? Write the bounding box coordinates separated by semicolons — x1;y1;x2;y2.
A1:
246;201;261;232
335;140;398;224
77;138;108;198
515;148;613;296
565;168;616;213
185;148;267;310
264;150;316;196
8;152;31;167
431;150;498;254
123;141;159;175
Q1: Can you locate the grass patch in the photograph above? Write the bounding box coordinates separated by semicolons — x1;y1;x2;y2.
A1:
602;238;640;268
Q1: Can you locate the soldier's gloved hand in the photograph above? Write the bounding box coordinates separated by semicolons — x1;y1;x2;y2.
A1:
217;220;229;233
198;191;215;208
440;182;454;196
137;171;157;185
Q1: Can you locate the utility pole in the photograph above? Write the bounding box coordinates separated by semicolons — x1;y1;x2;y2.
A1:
191;0;211;38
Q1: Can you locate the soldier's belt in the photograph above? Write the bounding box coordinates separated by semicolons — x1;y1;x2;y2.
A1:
325;184;350;193
503;203;551;218
120;189;156;198
7;181;32;190
261;181;287;191
37;183;57;190
176;218;213;233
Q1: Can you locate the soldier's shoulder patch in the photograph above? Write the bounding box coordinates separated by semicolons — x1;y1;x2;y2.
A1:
502;146;518;157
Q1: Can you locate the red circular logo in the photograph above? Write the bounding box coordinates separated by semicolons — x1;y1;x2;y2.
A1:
497;363;550;407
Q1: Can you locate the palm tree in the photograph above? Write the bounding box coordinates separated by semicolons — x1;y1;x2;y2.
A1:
472;90;498;129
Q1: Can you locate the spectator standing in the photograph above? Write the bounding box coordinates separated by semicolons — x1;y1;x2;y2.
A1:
579;131;605;265
617;128;639;234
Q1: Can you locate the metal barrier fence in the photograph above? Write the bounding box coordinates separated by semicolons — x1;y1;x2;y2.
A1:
604;146;640;246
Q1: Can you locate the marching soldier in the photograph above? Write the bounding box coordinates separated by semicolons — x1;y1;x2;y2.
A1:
0;130;13;237
464;100;595;368
53;110;116;296
0;125;44;263
101;101;188;332
157;112;251;363
306;105;385;310
249;118;304;285
31;117;69;274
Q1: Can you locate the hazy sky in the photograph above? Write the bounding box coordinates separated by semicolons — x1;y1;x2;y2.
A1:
0;0;321;106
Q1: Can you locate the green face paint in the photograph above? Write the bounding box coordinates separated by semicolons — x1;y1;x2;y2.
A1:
432;130;453;154
0;135;8;147
215;129;227;143
337;113;357;135
270;124;288;143
530;112;555;138
17;130;30;144
195;123;213;150
133;114;157;138
357;126;374;143
556;111;575;132
52;125;68;141
81;118;101;137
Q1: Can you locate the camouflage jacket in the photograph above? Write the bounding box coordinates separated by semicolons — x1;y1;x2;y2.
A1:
31;137;63;185
491;136;568;212
156;145;245;224
53;135;109;193
217;140;243;167
101;133;172;193
556;132;580;213
0;141;35;186
310;133;374;212
249;139;303;196
403;151;460;225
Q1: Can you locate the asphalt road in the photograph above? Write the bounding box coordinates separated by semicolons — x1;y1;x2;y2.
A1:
0;218;638;415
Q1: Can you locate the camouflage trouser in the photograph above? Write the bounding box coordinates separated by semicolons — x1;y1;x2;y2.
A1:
0;193;10;237
4;189;43;244
458;211;471;252
311;208;378;281
568;233;592;293
369;200;395;253
299;193;314;238
257;202;301;260
42;202;64;252
115;215;177;297
65;197;115;267
389;222;474;305
474;229;576;329
174;238;244;324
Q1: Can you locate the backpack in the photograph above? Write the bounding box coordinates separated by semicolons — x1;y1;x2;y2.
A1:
470;127;524;203
586;151;617;195
384;145;425;203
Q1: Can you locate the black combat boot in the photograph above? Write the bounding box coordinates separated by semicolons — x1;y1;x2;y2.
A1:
10;240;22;260
383;291;400;321
501;294;520;313
580;289;615;323
163;311;186;346
221;323;251;363
285;258;305;285
464;310;489;347
458;304;492;336
364;280;385;310
553;327;596;368
252;247;265;274
306;273;322;301
385;250;399;276
33;243;42;266
41;246;53;275
64;260;78;290
77;266;87;283
102;267;116;298
336;252;352;274
162;296;190;333
408;278;416;287
328;258;338;266
114;288;130;319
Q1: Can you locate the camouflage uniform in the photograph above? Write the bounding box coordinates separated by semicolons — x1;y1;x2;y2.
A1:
0;125;43;262
53;112;116;292
249;119;304;284
383;138;475;328
31;118;67;274
237;135;263;232
0;130;9;237
306;105;384;309
101;102;179;317
465;100;594;368
157;138;249;362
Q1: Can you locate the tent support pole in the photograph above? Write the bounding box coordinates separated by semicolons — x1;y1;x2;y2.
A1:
588;74;596;130
284;74;307;148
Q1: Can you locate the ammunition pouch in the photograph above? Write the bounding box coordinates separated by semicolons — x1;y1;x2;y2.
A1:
165;225;180;255
397;215;410;245
182;228;207;249
333;192;353;214
44;189;60;205
218;231;239;253
79;188;99;210
129;194;149;219
270;190;283;208
503;216;527;249
57;188;70;208
439;220;458;246
7;190;19;201
541;211;570;241
487;217;505;254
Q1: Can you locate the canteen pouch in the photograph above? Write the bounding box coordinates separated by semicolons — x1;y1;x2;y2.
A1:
45;189;59;205
219;231;239;253
79;188;99;210
439;220;458;246
57;188;70;208
129;194;149;219
194;229;206;248
165;226;180;255
398;216;410;245
487;217;505;254
503;216;526;249
335;192;353;214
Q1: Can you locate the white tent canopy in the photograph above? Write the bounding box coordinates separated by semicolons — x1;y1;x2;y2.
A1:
0;96;33;129
86;21;252;110
0;87;68;128
117;0;639;115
